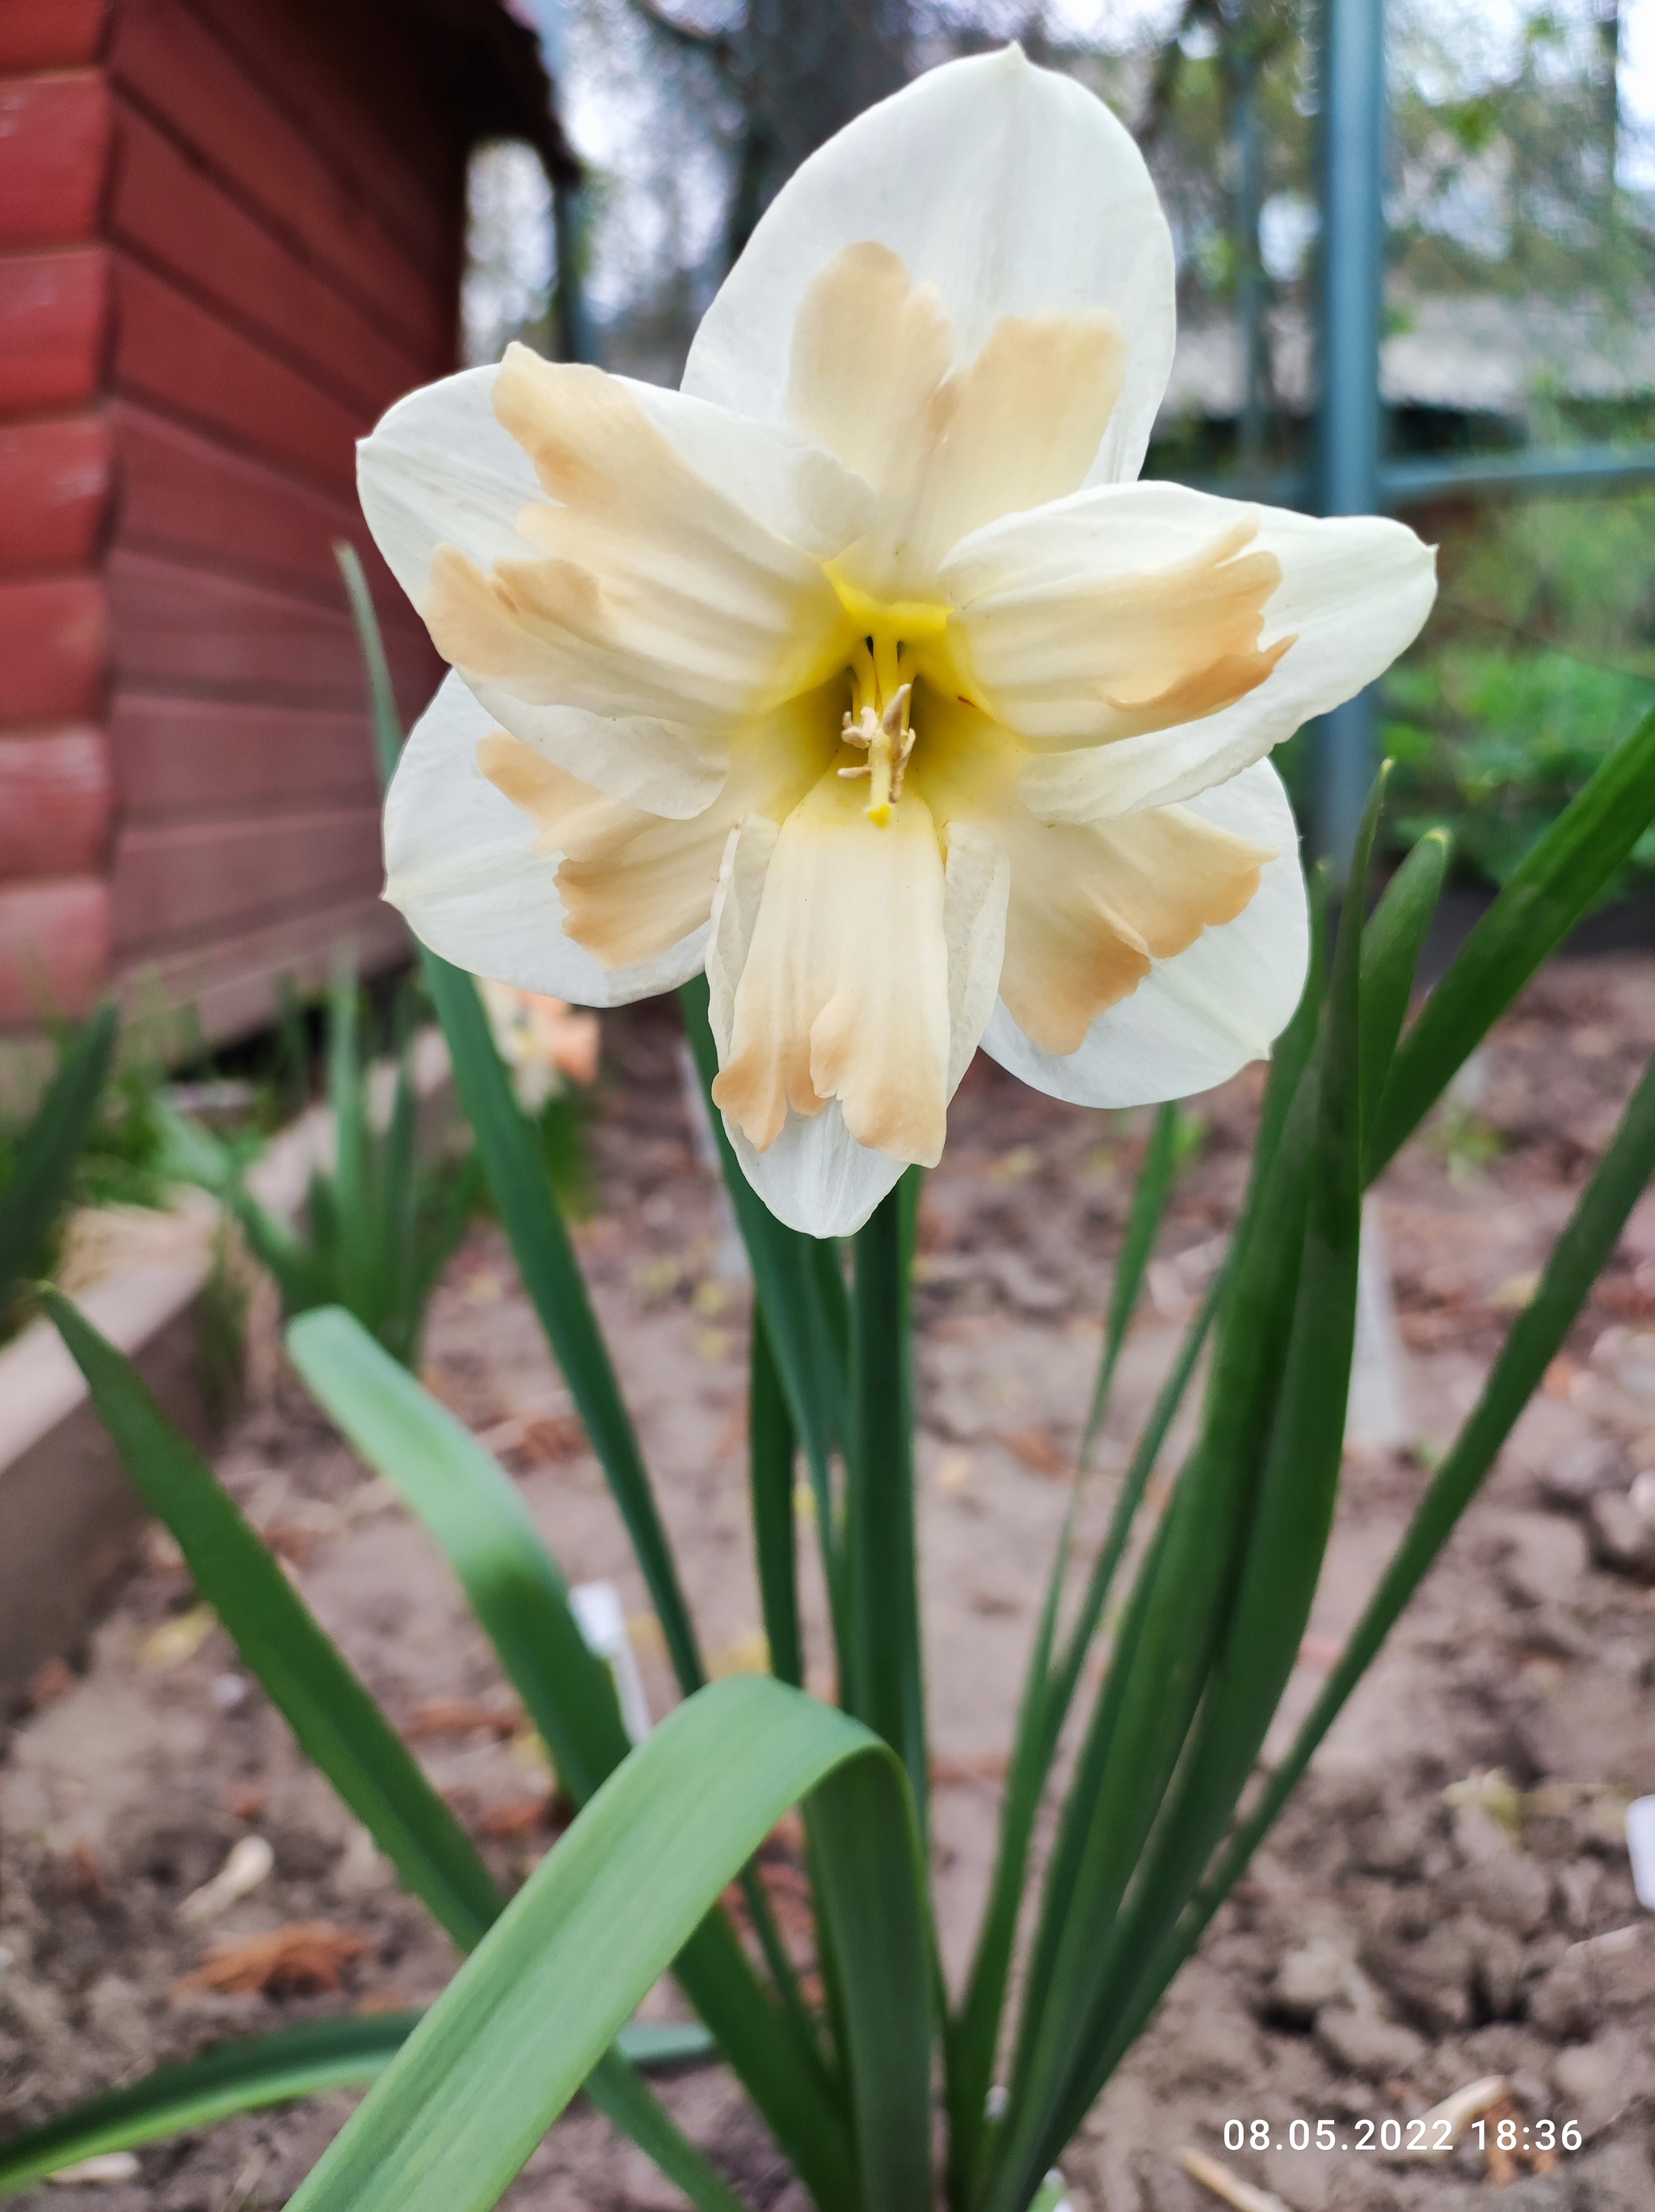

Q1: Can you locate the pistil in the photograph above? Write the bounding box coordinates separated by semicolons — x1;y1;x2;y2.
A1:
839;685;914;828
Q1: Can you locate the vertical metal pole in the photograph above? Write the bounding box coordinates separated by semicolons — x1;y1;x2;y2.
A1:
1236;63;1266;475
1314;0;1385;874
552;181;593;364
528;0;593;364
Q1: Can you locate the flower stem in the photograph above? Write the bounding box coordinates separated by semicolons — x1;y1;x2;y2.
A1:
845;1178;928;1839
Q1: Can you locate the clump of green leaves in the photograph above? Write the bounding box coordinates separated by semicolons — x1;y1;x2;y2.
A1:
178;969;481;1370
0;1003;118;1335
1384;646;1655;892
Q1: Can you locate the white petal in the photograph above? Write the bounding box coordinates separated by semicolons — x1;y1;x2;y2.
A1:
359;366;533;604
981;758;1308;1105
942;819;1012;1094
704;809;1008;1237
383;671;706;1005
941;481;1436;820
360;355;868;819
683;48;1174;491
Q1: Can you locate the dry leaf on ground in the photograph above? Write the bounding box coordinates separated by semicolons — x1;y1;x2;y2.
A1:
175;1923;375;1999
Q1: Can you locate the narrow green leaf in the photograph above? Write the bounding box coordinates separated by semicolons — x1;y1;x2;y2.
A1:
996;1064;1324;2210
947;1098;1185;2194
1032;777;1379;2183
327;967;370;1324
680;975;849;1636
335;541;405;786
749;1314;802;1687
380;1049;421;1357
1358;827;1450;1157
0;2014;714;2204
0;1001;117;1300
423;950;706;1696
1080;1102;1180;1466
44;1295;750;2212
44;1288;499;1951
1370;701;1655;1174
1088;1036;1655;2102
846;1185;926;1835
286;1679;929;2212
223;1184;327;1317
287;1307;849;2192
334;539;705;1694
0;2016;424;2195
996;884;1329;2155
287;1308;631;1803
0;2017;715;2201
945;1536;1063;2206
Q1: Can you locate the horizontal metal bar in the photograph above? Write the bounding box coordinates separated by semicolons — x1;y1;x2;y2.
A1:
1164;444;1655;514
1382;445;1655;504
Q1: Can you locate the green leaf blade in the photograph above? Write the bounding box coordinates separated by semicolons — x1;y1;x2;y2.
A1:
749;1314;803;1688
286;1307;632;1803
285;1679;929;2212
0;2016;423;2197
287;1307;849;2192
43;1288;502;1953
845;1185;927;1833
1358;826;1451;1157
0;1001;117;1304
422;951;706;1699
1371;702;1655;1173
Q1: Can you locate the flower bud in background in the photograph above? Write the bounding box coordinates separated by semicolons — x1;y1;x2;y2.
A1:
481;981;600;1114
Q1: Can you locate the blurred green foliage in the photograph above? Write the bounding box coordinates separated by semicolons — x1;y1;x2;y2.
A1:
1380;483;1655;891
175;970;484;1371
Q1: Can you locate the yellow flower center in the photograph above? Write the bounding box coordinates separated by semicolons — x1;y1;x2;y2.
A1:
828;571;954;828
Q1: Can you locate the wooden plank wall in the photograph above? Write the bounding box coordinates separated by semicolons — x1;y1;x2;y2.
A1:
0;0;460;1046
0;4;116;1025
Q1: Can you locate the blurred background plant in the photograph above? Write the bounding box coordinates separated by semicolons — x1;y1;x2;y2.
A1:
481;982;601;1220
172;967;484;1370
0;1003;118;1339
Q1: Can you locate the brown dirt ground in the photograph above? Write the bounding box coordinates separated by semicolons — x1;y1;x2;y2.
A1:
3;958;1655;2212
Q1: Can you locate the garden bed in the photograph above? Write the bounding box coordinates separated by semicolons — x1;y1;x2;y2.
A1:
2;963;1653;2211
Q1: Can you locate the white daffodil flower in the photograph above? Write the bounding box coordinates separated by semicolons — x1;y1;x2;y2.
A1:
360;47;1435;1237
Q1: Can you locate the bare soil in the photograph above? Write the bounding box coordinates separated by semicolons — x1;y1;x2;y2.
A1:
3;959;1654;2212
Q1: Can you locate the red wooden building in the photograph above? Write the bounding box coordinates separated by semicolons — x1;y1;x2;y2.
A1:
0;0;570;1065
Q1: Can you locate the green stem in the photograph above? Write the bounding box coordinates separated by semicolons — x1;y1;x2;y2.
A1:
846;1185;927;1839
749;1317;802;1687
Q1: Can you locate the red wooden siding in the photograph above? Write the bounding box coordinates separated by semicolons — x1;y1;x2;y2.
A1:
0;578;110;725
0;878;111;1021
108;0;453;360
0;729;116;878
0;73;113;246
99;0;448;992
0;415;114;575
0;1;110;74
0;11;114;1024
0;250;111;414
0;0;503;1043
111;696;379;819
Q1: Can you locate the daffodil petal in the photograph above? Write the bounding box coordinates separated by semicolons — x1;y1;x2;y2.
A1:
383;670;708;1005
786;243;1129;598
360;351;865;816
941;481;1436;819
988;796;1272;1059
704;799;1008;1237
712;773;953;1164
705;812;907;1235
981;757;1308;1105
684;48;1174;492
478;685;836;971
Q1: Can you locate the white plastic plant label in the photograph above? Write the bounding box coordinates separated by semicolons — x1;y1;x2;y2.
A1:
1627;1794;1655;1910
